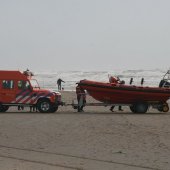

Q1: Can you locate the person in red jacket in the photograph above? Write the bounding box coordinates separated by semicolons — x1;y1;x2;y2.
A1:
110;79;125;112
109;76;119;84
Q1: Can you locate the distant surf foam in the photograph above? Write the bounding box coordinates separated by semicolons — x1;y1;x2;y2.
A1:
34;69;167;91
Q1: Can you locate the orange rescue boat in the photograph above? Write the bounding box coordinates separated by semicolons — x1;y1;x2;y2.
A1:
77;71;170;113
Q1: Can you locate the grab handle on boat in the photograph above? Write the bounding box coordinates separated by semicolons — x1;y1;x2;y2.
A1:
129;78;133;85
141;78;144;85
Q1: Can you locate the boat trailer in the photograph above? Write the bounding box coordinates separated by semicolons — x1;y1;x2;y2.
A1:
64;94;170;113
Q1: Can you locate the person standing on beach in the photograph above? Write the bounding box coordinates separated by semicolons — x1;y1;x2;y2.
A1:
76;85;86;112
57;78;65;91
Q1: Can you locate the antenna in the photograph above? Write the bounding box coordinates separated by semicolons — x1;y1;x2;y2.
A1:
163;70;170;79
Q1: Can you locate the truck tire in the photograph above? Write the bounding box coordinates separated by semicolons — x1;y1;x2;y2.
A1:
37;99;52;113
50;106;58;113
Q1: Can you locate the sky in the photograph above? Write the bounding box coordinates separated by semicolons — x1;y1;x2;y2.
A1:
0;0;170;71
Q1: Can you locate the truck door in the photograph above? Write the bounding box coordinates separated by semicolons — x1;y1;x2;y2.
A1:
0;80;16;103
14;80;32;104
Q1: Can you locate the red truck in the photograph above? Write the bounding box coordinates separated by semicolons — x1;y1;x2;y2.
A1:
0;70;62;113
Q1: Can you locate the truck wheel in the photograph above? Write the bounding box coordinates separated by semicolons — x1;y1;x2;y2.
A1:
50;106;58;113
37;99;51;113
0;105;9;112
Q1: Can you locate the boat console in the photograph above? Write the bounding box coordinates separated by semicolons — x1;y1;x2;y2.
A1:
159;70;170;88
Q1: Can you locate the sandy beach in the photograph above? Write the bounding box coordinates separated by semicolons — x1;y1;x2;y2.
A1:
0;91;170;170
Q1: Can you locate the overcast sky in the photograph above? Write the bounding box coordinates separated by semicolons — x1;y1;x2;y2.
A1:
0;0;170;71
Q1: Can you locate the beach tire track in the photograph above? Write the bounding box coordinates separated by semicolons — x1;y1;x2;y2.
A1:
0;154;79;170
0;144;160;170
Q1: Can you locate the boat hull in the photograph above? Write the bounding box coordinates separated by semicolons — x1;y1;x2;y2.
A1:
78;80;170;104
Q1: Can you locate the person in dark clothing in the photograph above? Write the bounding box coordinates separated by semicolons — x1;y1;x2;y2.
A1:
30;105;38;112
110;105;123;112
76;86;86;112
57;78;65;91
18;105;24;111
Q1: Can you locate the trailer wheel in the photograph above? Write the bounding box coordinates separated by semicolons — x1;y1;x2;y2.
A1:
135;102;148;113
157;105;163;112
132;102;148;113
157;103;169;112
37;99;51;113
0;105;9;112
162;103;169;112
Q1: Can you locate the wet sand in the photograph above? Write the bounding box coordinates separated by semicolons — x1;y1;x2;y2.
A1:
0;91;170;170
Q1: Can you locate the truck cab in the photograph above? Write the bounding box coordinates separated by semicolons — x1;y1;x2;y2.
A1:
0;70;62;113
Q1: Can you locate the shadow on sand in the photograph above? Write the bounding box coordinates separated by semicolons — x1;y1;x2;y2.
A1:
1;110;170;116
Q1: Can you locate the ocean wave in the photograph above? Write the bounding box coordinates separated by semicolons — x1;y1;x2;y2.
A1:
34;69;168;91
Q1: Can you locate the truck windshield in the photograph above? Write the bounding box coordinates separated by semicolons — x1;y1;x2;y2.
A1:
30;79;40;89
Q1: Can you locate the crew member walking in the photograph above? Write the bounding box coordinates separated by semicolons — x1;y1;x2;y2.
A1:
110;79;125;112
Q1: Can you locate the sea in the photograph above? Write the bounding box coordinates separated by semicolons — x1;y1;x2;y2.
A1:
33;69;169;91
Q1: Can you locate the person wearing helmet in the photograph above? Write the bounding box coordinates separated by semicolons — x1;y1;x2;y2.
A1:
109;76;119;84
110;78;125;112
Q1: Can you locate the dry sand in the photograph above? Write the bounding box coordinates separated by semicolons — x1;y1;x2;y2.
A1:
0;91;170;170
